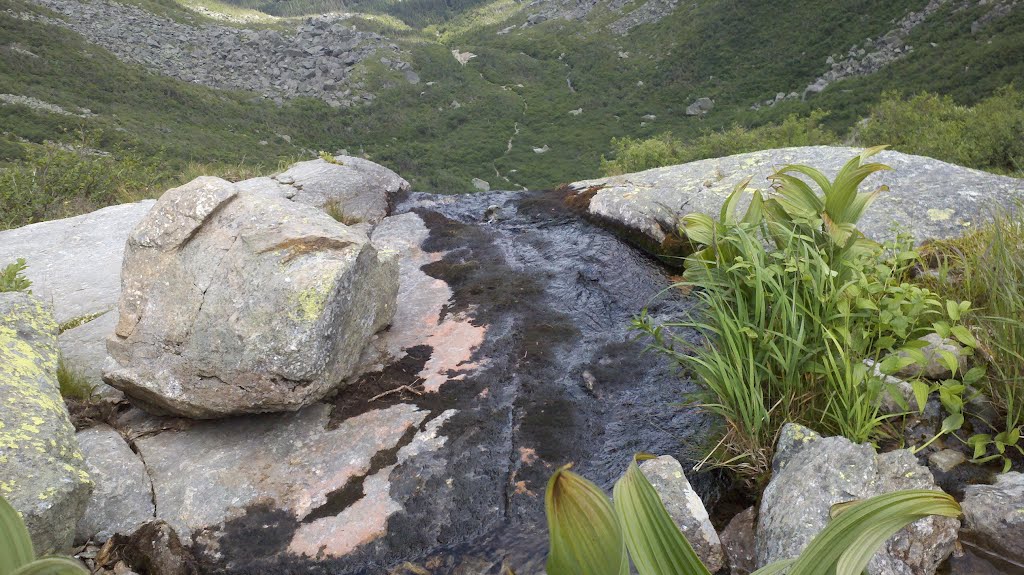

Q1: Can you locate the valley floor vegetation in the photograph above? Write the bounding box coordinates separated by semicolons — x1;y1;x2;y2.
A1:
635;148;1024;484
601;88;1024;177
3;0;1023;228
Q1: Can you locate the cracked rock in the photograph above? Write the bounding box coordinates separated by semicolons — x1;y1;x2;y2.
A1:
103;176;399;418
75;425;155;544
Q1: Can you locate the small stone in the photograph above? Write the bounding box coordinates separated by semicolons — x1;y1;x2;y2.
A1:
720;506;756;575
639;456;725;572
928;449;966;473
685;97;714;116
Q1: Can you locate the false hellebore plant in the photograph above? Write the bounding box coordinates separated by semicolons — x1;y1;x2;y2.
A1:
544;454;961;575
1;496;88;575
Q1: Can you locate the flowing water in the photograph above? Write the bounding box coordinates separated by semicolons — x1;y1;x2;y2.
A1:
210;190;720;574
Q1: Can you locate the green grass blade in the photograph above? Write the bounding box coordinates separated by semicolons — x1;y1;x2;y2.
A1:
1;496;35;575
788;490;961;575
612;456;713;575
545;465;629;575
10;558;88;575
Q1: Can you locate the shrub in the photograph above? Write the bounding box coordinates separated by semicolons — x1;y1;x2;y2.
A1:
0;144;165;229
1;494;89;575
857;87;1024;175
544;455;961;575
635;149;977;480
920;204;1024;470
0;259;32;293
601;112;839;176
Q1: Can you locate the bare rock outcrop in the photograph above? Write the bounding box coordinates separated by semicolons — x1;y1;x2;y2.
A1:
103;176;399;418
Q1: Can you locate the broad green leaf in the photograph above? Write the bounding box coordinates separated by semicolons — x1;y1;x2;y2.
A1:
721;178;753;223
950;325;977;349
612;456;712;575
946;300;961;321
775;164;833;197
937;350;960;376
787;490;960;575
769;172;823;217
968;434;992;459
546;465;629;575
1;496;35;575
681;213;717;246
10;558;88;575
941;413;965;434
962;366;986;386
741;190;765;227
911;381;930;413
879;355;916;375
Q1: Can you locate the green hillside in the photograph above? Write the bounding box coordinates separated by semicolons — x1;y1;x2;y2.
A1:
1;0;1021;227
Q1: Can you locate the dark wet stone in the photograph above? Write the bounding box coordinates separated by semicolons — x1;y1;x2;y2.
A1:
156;189;714;574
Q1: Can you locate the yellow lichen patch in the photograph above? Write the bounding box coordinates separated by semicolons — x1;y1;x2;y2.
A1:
1;294;92;507
927;208;955;221
290;277;337;323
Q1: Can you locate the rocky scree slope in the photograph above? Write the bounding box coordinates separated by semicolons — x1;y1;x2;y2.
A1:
14;0;416;106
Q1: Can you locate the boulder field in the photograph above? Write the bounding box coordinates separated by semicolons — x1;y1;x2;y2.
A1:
1;147;1023;573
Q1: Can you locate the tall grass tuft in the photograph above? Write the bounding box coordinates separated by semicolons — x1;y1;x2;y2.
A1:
921;204;1024;467
636;150;970;481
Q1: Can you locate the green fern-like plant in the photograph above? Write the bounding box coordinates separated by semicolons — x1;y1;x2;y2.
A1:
1;496;89;575
545;454;961;575
0;259;32;293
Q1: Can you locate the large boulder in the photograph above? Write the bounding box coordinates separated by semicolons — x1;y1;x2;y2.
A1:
0;202;155;396
567;147;1024;258
961;472;1024;564
639;455;724;572
103;176;399;418
75;425;155;543
0;292;92;553
0;202;156;325
251;157;410;226
757;424;958;575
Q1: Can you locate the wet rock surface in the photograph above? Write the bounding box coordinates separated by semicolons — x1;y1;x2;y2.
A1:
135;189;713;573
758;424;959;575
0;292;92;554
568;147;1024;258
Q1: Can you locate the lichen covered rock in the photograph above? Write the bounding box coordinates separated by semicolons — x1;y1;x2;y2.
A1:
103;176;399;418
758;423;958;575
0;292;92;553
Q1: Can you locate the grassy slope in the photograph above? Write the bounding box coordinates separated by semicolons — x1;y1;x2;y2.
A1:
1;0;1021;199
